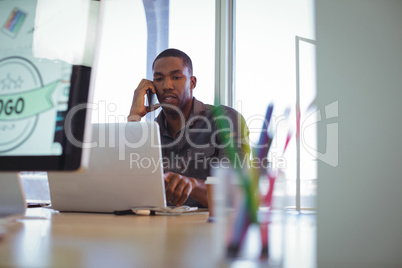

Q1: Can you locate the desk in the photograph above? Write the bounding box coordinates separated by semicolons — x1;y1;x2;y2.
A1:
0;208;216;268
0;208;316;268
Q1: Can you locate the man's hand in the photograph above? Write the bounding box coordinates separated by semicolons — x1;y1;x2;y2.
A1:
128;79;160;121
164;172;198;206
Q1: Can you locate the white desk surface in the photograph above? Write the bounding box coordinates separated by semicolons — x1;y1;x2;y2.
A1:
0;208;316;268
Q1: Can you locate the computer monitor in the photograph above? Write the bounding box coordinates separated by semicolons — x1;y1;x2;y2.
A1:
0;0;100;171
0;0;101;217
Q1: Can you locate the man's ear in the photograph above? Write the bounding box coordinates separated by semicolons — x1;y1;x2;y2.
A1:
190;76;197;90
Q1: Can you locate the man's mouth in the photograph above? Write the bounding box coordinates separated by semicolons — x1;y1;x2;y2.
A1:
162;95;177;103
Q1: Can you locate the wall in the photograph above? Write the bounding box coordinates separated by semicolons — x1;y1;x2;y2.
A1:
316;1;402;268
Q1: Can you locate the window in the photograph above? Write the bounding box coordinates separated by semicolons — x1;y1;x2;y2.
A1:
235;0;316;210
92;0;215;123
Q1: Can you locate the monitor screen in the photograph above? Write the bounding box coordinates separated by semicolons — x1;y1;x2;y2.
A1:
0;0;99;171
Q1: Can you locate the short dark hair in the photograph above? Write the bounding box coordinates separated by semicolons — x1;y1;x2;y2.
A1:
152;48;193;75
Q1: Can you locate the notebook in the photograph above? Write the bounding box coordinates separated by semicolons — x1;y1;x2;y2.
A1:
47;122;167;213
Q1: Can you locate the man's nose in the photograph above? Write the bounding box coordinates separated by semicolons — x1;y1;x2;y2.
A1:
163;77;174;90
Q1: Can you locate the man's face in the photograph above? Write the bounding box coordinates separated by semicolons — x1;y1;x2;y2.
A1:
153;56;196;115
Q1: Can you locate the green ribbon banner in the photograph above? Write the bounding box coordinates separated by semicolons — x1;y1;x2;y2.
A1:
0;81;58;121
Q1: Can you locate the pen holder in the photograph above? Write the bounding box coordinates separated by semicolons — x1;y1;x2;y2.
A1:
212;167;285;268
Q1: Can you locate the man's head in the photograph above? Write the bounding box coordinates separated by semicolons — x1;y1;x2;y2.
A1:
152;49;197;118
152;48;193;76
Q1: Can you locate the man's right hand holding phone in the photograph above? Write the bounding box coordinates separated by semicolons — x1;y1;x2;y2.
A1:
128;79;160;122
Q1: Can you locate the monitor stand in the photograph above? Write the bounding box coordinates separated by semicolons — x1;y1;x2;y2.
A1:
0;173;27;218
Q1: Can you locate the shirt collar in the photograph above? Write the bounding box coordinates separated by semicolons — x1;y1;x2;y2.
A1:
192;97;206;117
156;97;206;136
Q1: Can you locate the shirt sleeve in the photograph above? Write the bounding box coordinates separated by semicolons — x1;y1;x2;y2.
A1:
214;106;250;170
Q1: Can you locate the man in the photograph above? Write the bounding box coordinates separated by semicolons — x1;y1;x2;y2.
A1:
128;48;249;208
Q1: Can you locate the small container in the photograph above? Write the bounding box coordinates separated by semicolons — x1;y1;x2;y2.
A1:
205;176;218;222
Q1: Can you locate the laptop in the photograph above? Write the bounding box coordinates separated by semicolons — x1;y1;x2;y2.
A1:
0;173;26;218
47;122;167;213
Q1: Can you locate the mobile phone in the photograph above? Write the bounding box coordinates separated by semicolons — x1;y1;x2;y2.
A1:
146;89;155;111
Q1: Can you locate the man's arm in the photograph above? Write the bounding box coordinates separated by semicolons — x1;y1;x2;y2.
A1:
216;107;251;166
128;79;159;121
164;172;208;207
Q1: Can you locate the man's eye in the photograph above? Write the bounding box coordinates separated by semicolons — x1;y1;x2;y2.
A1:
172;76;181;80
154;78;163;82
